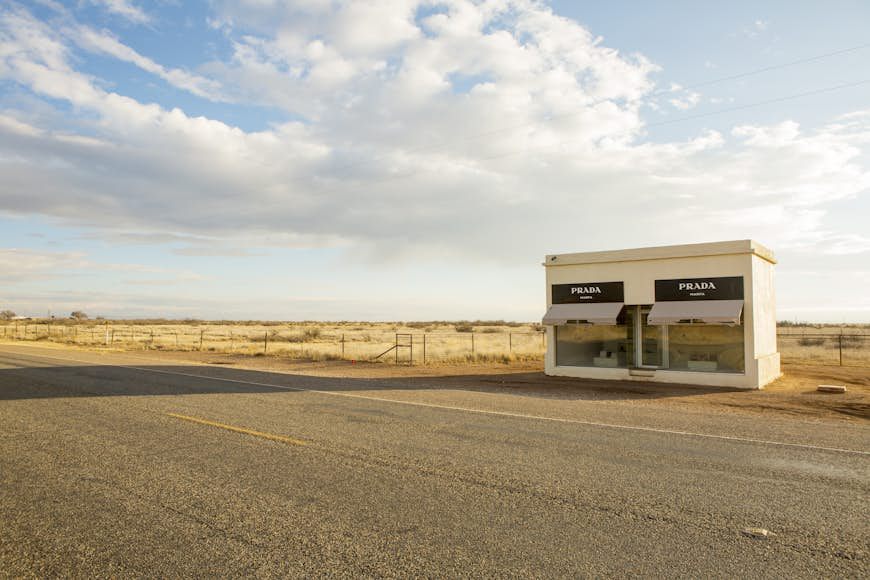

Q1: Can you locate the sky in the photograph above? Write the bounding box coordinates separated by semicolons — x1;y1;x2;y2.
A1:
1;0;869;322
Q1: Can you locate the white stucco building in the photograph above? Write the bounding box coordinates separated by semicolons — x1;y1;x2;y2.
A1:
542;240;780;389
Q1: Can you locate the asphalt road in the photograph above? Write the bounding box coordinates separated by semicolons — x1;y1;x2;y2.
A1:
1;344;868;578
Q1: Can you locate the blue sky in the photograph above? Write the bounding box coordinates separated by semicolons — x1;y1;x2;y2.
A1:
1;0;869;322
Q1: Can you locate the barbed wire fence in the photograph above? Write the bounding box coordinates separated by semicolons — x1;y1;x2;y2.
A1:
0;323;548;364
776;333;870;367
2;323;868;366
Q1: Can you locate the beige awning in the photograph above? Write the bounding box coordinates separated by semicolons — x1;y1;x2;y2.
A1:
542;303;624;325
647;300;744;325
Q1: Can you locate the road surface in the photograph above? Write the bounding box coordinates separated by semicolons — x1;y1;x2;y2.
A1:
1;344;867;577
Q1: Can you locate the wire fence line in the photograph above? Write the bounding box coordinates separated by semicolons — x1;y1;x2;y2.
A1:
776;333;870;367
2;324;868;367
0;323;546;364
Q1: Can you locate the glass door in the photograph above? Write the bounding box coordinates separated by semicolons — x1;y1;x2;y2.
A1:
627;305;668;369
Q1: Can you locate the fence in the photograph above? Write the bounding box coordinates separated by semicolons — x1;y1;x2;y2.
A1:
777;333;870;367
0;323;546;365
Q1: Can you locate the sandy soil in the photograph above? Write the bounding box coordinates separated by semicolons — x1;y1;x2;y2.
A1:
55;344;868;424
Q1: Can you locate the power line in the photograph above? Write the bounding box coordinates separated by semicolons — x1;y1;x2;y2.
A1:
648;78;870;128
670;42;870;93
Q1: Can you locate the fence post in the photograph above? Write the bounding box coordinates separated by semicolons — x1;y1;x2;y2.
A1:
264;331;268;353
839;333;843;366
175;332;179;348
409;334;413;366
471;332;475;356
395;333;399;364
509;332;512;353
131;325;135;343
423;334;427;364
105;322;109;345
341;333;345;358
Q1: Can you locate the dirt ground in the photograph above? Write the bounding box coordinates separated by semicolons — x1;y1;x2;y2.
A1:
34;342;867;424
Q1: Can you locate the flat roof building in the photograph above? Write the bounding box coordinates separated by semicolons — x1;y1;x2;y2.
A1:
542;240;780;389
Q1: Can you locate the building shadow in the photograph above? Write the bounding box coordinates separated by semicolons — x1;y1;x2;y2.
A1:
0;361;739;402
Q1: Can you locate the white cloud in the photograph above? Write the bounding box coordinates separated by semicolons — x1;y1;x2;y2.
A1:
0;248;90;280
0;247;208;290
0;113;43;136
69;25;227;101
331;0;421;54
741;19;768;38
87;0;150;25
669;90;701;110
814;234;870;255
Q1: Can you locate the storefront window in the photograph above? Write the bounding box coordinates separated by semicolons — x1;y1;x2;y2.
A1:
555;316;634;368
667;325;745;373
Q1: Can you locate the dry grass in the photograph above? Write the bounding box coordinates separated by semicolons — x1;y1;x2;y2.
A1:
777;326;869;366
0;320;546;365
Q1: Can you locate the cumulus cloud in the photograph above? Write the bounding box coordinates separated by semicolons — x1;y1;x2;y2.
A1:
0;0;868;275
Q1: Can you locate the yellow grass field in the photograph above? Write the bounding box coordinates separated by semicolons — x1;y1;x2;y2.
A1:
0;320;546;364
776;326;870;366
2;320;868;366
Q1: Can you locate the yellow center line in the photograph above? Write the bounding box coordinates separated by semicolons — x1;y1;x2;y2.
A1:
167;413;307;446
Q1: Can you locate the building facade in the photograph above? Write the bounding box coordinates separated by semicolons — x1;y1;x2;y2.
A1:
542;240;780;389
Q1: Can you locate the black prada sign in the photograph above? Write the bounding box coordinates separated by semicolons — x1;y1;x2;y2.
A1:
552;281;624;304
655;276;743;301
